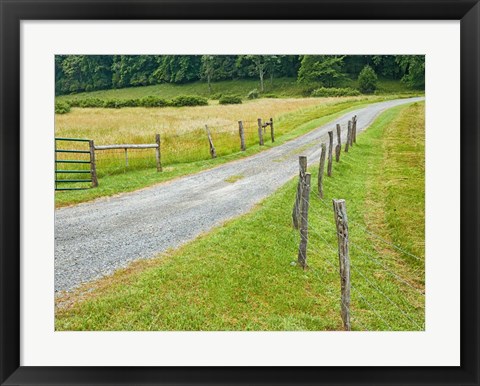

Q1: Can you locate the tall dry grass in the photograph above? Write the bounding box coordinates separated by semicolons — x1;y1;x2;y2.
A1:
54;96;375;177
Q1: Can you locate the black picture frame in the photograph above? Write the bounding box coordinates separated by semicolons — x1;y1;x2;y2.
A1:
1;1;479;385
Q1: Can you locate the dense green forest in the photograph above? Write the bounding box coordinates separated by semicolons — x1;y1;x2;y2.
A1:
55;55;424;96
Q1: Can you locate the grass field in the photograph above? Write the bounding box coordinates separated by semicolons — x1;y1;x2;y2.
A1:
55;95;407;207
55;101;425;331
56;77;419;103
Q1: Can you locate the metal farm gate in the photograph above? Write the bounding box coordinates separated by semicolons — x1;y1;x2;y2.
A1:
55;137;96;191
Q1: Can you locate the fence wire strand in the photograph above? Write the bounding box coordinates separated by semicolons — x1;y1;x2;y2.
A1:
294;181;424;331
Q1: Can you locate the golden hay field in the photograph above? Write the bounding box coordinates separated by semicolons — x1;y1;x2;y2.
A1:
55;97;365;144
55;96;380;176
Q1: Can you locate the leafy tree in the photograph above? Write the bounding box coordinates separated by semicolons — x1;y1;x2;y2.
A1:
200;55;215;93
111;55;157;88
277;55;301;78
358;65;378;94
265;55;282;85
209;56;239;81
371;55;402;79
58;55;89;93
396;55;425;88
343;55;371;77
297;55;347;87
55;54;416;96
153;55;201;84
237;55;272;92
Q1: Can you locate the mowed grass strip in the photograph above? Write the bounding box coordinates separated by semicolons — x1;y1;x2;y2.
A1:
55;102;424;331
55;96;406;207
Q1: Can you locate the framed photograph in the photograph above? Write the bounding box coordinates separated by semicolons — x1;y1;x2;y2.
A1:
1;0;478;385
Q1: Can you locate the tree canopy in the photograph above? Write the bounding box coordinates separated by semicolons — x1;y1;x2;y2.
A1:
55;54;425;95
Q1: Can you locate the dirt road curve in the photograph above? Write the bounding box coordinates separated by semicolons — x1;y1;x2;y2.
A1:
55;97;424;292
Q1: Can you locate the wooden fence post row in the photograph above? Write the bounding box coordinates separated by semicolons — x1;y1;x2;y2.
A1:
292;156;307;229
350;119;354;147
270;117;275;143
335;123;341;162
155;134;162;172
205;125;217;159
257;118;264;146
327;131;333;177
297;173;311;269
345;120;351;152
238;121;246;151
89;140;98;187
333;199;351;331
352;115;357;144
258;117;275;144
318;143;326;199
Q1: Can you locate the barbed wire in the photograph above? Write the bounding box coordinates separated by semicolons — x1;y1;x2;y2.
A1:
348;241;425;295
307;265;371;331
295;200;424;330
300;201;424;296
348;261;423;329
311;195;424;262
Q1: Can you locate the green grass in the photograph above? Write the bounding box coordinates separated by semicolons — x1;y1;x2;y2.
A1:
56;77;420;103
56;78;302;102
344;77;418;94
224;174;244;183
55;95;408;207
55;102;425;331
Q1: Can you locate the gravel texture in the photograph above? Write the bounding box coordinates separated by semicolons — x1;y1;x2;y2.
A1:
55;97;424;292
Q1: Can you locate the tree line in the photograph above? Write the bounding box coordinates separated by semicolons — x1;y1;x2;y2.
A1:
55;55;424;95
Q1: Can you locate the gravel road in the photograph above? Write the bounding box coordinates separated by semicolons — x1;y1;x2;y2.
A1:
55;97;424;292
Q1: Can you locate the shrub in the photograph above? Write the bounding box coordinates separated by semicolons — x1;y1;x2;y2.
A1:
210;93;223;100
263;94;278;98
55;101;71;114
118;99;140;107
311;87;360;97
72;98;106;108
67;94;209;109
358;65;378;94
137;96;170;107
219;95;242;105
301;85;321;97
170;95;208;107
103;99;124;108
247;89;259;99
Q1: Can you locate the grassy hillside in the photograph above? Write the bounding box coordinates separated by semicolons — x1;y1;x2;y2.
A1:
55;102;425;331
56;77;419;103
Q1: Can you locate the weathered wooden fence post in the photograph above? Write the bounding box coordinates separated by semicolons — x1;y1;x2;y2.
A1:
155;134;162;172
89;140;98;187
205;125;217;158
335;123;341;162
257;118;264;146
270;117;275;143
333;199;351;331
292;155;307;229
318;143;326;199
327;131;333;177
345;121;352;152
352;115;357;144
298;173;311;269
350;119;354;146
124;148;129;167
238;121;246;151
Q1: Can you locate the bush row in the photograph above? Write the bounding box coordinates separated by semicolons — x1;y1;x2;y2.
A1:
218;95;242;105
63;95;209;110
310;87;361;97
